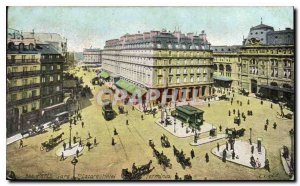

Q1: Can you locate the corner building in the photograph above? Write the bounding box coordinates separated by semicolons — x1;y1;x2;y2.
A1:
102;30;214;104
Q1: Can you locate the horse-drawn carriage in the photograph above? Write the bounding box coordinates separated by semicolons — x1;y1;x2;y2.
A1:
160;134;170;148
152;147;172;170
226;128;246;139
234;116;241;125
40;132;64;151
240;89;249;96
144;108;157;115
21;125;45;137
184;174;193;180
219;94;230;101
121;160;154;180
173;146;192;169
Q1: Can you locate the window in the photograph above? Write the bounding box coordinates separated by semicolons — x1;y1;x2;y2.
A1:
197;76;200;82
42;77;46;83
22;105;28;113
57;65;61;70
22;79;28;85
32;90;37;97
50;76;54;82
31;102;37;110
11;94;17;101
23;67;28;72
57;75;61;81
22;92;27;99
176;77;180;83
12;67;17;72
190;76;194;83
32;55;35;60
56;86;60;91
22;55;26;62
42;66;46;71
183;76;187;83
50;65;54;70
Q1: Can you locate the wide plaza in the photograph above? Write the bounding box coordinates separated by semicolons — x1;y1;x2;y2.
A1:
6;67;294;180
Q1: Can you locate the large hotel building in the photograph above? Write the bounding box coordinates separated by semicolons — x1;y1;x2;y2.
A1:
212;22;294;104
101;30;214;104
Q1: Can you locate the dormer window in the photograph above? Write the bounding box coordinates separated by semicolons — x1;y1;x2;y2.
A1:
29;43;34;50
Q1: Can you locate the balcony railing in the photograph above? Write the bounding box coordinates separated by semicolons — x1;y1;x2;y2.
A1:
8;83;40;92
7;70;40;78
6;59;39;66
7;95;40;107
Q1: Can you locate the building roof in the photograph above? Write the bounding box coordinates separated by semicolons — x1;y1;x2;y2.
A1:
83;48;101;52
250;24;274;31
36;43;60;54
176;105;204;115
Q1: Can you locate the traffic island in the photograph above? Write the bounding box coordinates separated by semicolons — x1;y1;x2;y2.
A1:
211;140;266;169
190;134;226;146
56;143;84;157
155;117;213;138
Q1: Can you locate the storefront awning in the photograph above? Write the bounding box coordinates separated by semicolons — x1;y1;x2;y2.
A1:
259;84;294;93
115;79;147;95
99;71;110;79
213;76;232;81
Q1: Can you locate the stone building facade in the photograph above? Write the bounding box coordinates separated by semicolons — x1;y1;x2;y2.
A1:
82;48;102;68
102;30;214;104
6;39;41;135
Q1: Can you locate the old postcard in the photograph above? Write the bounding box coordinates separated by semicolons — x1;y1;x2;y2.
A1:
6;6;295;181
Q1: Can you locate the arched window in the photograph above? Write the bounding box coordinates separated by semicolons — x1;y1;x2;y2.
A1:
19;43;24;51
29;43;34;50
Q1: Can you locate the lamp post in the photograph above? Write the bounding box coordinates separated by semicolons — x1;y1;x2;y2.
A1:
249;128;252;145
69;122;72;149
174;101;177;133
71;157;78;180
289;129;294;174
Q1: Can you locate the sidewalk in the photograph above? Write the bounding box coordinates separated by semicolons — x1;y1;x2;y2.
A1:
190;134;226;146
6;121;53;145
211;140;266;169
280;148;294;176
154;116;214;138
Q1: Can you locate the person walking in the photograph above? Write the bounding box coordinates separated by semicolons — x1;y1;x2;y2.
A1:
126;119;129;125
264;124;268;131
226;141;228;151
228;110;231;116
219;125;222;132
141;115;144;120
60;152;65;161
19;139;24;149
271;103;273;109
217;143;220;152
232;150;235;160
73;136;77;144
175;173;179;180
79;138;82;147
247;99;250;105
251;145;254;154
63;142;66;151
208;103;210;107
76;149;79;158
88;131;91;139
273;122;277;129
81;121;84;128
191;149;195;159
94;137;97;146
205;153;209;163
112;137;115;146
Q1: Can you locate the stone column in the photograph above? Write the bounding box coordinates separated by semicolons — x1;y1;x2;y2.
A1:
198;86;202;99
178;88;182;102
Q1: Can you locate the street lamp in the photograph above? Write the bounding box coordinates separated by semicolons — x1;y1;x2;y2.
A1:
249;128;252;145
174;102;177;133
69;122;72;149
71;157;78;180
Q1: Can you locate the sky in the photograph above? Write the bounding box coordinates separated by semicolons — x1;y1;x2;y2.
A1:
7;6;294;52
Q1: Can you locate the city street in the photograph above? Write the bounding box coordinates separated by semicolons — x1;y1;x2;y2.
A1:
6;67;294;180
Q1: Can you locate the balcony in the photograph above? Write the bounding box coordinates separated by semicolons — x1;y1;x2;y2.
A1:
6;59;39;66
7;95;40;107
7;70;40;78
8;83;40;92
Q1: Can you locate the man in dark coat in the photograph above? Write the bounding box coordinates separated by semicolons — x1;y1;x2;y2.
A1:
191;149;195;159
251;145;254;154
217;143;220;151
63;142;66;151
232;151;235;159
205;153;209;163
273;122;277;129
